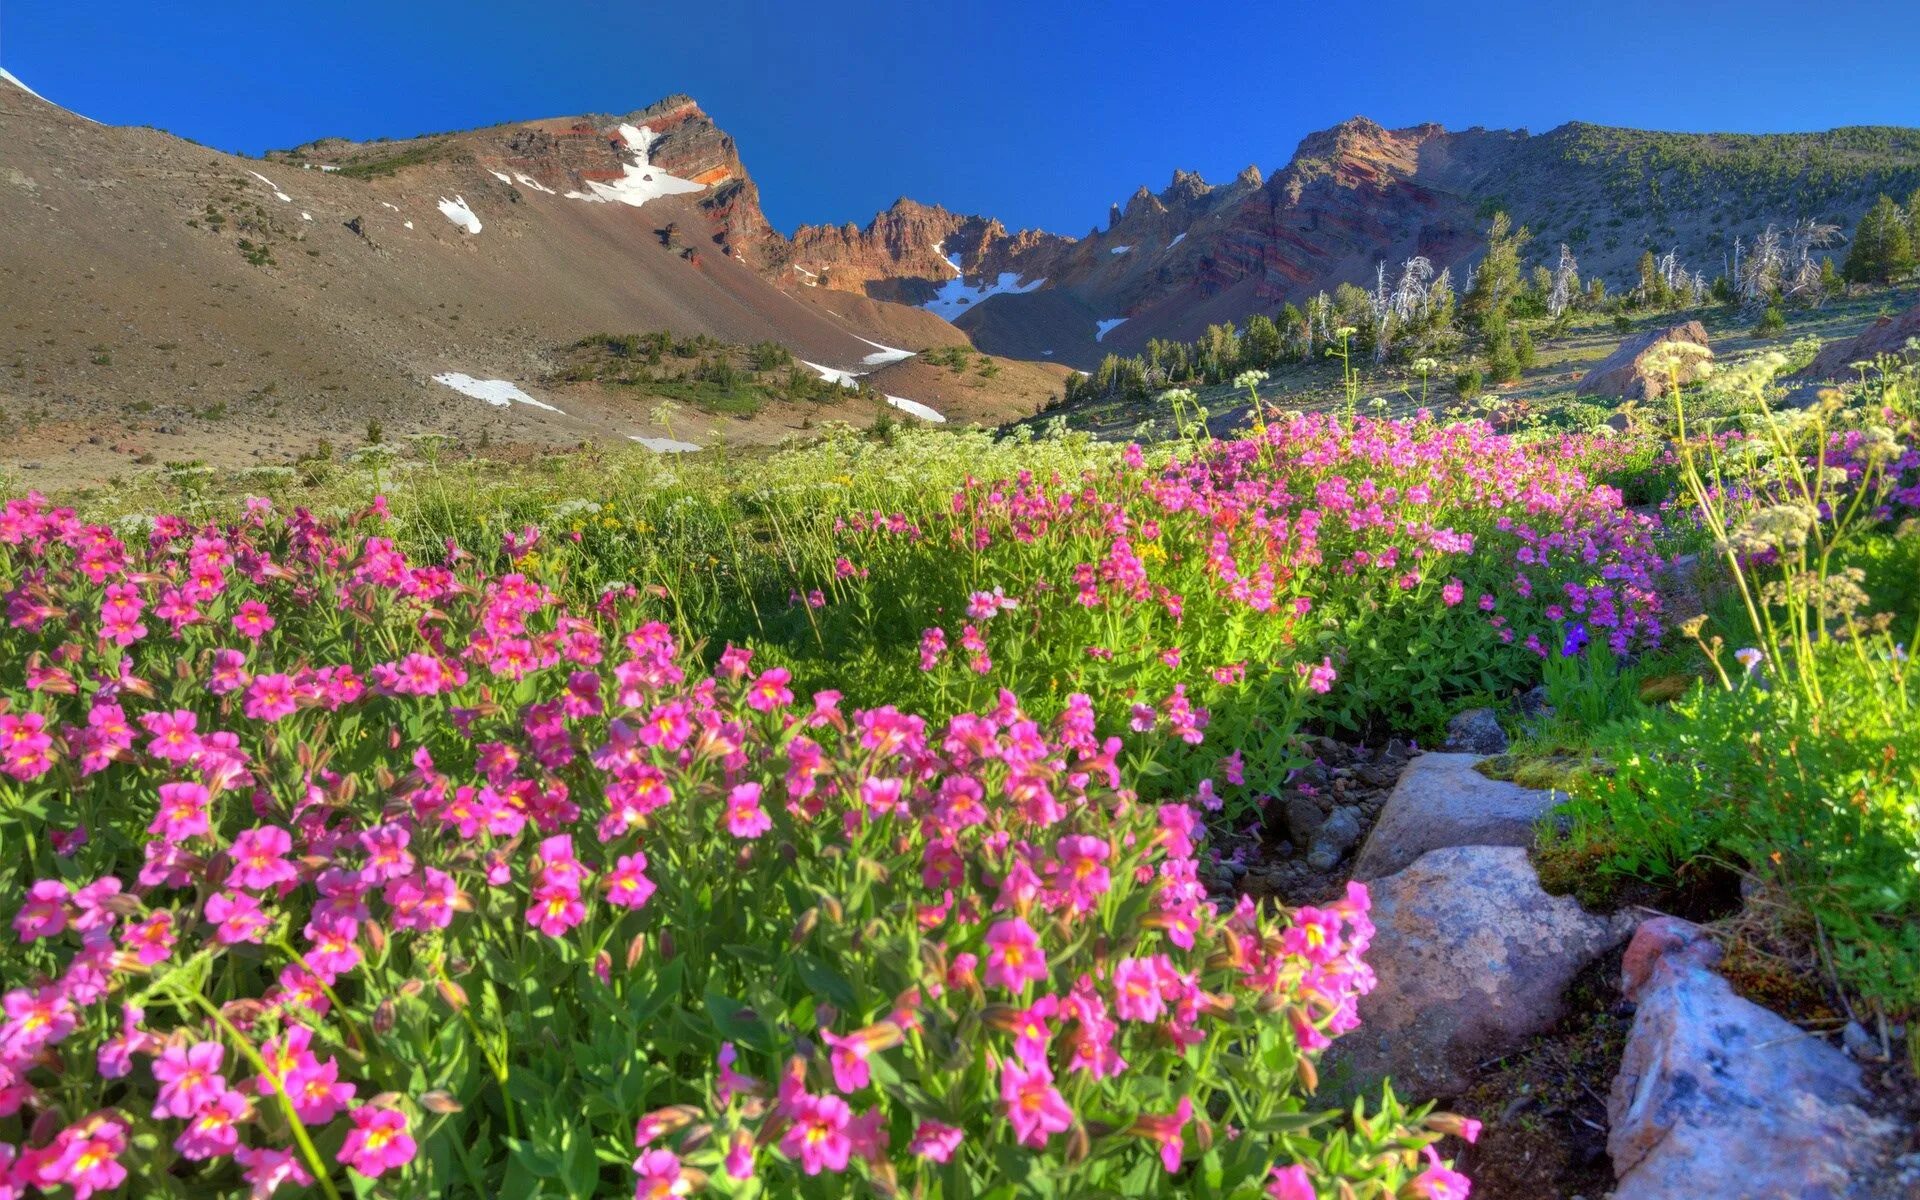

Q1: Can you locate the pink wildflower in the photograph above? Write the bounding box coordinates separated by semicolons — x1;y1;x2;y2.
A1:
982;917;1049;993
338;1105;416;1178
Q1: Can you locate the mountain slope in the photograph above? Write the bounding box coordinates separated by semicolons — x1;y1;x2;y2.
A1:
789;118;1920;366
0;80;1053;482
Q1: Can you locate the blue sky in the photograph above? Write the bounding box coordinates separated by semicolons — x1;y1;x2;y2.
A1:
4;1;1918;234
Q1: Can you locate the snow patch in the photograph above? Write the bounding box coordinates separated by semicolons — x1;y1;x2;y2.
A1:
431;373;563;414
563;124;704;209
248;170;293;203
922;243;1046;322
1168;232;1187;248
855;336;915;367
1110;245;1132;255
885;395;946;424
379;201;400;212
300;212;312;222
512;172;556;195
436;195;482;234
629;435;701;453
488;169;512;184
800;361;863;389
1095;318;1128;342
403;220;414;229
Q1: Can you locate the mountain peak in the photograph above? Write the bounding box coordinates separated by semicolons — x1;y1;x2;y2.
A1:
1163;169;1213;205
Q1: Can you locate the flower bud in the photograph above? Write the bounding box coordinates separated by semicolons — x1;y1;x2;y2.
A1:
435;978;468;1011
421;1090;463;1114
791;907;819;945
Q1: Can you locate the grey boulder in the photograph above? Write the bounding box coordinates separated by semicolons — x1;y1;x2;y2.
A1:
1350;753;1561;880
1442;707;1509;755
1609;918;1900;1200
1326;844;1633;1100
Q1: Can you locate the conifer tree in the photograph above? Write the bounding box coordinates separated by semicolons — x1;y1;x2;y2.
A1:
1843;195;1916;284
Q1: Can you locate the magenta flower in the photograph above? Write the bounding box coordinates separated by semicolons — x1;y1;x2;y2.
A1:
227;824;297;890
632;1147;688;1199
745;667;793;712
244;672;299;722
338;1105;416;1178
12;878;71;943
778;1091;852;1175
999;1057;1073;1147
38;1114;129;1199
723;782;772;839
232;599;276;639
1112;955;1170;1022
206;890;271;945
1267;1163;1317;1199
235;1145;314;1196
150;780;211;841
1050;835;1111;913
820;1029;872;1094
152;1040;227;1119
1410;1146;1472;1199
908;1119;964;1163
526;884;586;938
982;917;1049;993
604;852;657;910
175;1087;250;1160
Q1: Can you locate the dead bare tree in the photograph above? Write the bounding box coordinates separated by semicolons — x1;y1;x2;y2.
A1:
1547;243;1579;317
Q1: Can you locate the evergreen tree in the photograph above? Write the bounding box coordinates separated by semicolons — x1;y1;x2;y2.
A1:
1908;188;1920;259
1843;195;1916;284
1464;212;1529;335
1243;314;1282;368
1515;327;1536;370
1635;250;1672;309
1483;311;1519;384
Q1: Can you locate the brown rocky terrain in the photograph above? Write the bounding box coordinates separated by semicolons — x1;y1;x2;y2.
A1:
0;81;1046;485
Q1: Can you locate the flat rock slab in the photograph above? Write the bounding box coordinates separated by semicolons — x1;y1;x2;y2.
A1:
1326;844;1633;1101
1350;753;1560;881
1610;918;1899;1200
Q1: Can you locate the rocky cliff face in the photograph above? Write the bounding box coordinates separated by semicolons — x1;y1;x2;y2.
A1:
780;200;1071;304
268;99;1920;367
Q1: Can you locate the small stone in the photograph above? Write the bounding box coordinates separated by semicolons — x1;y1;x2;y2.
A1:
1275;794;1326;848
1841;1021;1883;1062
1443;707;1508;755
1305;805;1362;871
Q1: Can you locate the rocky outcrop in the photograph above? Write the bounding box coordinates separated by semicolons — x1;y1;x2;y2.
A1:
1787;301;1920;393
1327;845;1634;1099
1349;754;1559;881
1441;707;1508;755
1577;322;1714;401
1608;918;1899;1199
782;200;1070;304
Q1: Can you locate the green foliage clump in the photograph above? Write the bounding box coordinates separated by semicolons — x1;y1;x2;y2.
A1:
1843;194;1917;284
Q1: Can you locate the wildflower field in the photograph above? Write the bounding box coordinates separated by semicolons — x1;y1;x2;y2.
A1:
0;351;1914;1197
